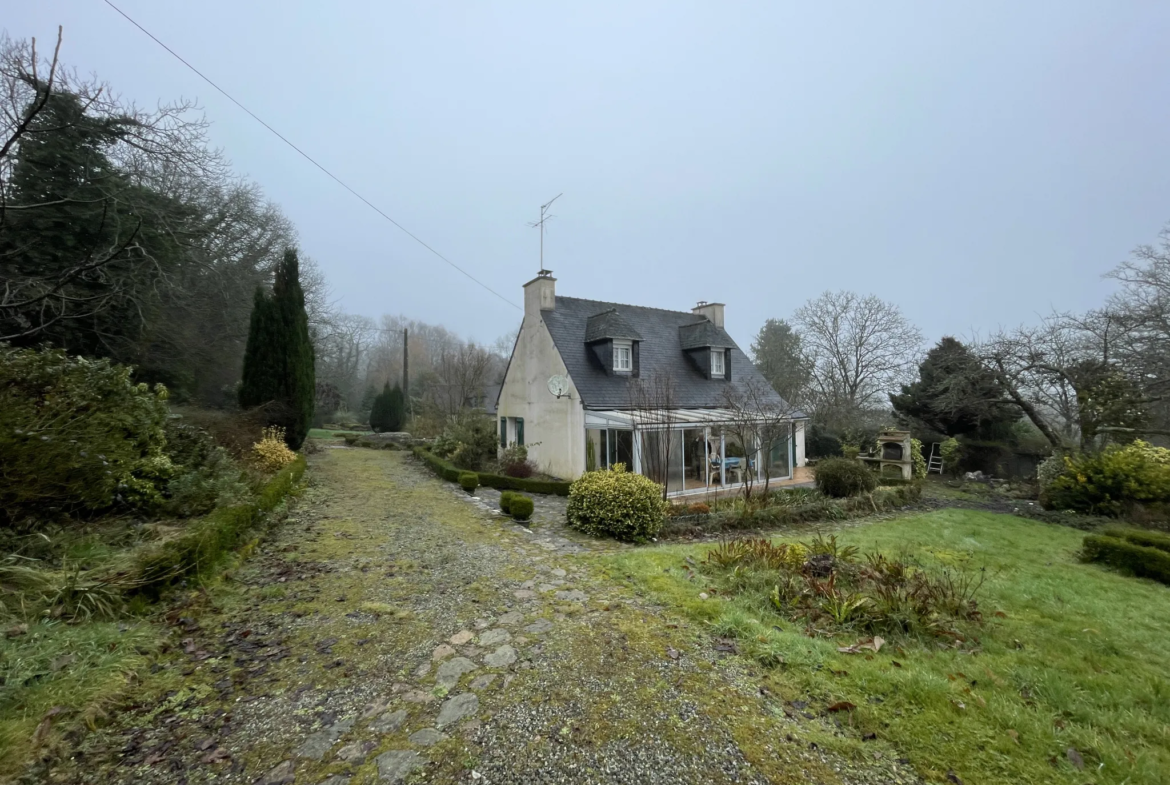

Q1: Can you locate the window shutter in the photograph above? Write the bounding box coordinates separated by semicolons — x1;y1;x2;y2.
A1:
631;341;640;377
516;418;525;446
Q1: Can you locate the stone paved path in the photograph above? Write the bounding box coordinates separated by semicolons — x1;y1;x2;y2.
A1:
47;449;917;785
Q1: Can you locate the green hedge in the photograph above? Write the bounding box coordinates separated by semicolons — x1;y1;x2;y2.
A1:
510;495;534;521
1082;534;1170;585
459;472;479;492
1100;526;1170;554
129;457;306;592
499;491;516;514
412;447;571;496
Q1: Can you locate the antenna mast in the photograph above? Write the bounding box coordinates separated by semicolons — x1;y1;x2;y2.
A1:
529;193;562;274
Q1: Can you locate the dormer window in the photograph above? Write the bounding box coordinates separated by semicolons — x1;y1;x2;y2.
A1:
711;350;725;376
614;340;632;372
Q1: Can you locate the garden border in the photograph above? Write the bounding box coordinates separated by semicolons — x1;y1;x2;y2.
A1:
411;446;571;496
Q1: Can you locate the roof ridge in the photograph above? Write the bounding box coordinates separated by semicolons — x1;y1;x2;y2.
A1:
556;295;698;318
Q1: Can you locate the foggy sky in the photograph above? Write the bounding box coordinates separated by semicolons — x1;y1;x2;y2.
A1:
8;1;1170;351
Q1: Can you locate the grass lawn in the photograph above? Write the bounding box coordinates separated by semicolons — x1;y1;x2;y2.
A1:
604;509;1170;784
306;428;370;439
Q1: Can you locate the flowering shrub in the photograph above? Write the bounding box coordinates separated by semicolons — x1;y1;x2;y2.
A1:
1045;441;1170;516
0;346;171;525
252;426;298;472
567;464;667;542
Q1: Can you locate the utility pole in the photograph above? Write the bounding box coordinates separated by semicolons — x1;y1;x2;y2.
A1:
529;193;562;273
402;328;410;421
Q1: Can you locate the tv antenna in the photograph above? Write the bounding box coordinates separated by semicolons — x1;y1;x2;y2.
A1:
529;193;562;274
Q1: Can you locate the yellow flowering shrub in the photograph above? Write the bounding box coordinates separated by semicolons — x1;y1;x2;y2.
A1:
252;426;298;472
1045;440;1170;516
567;464;668;542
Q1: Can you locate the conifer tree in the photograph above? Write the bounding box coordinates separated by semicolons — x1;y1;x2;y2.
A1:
369;382;392;432
387;384;406;432
238;248;316;448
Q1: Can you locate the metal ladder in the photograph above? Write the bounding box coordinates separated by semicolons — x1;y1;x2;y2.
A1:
927;442;944;474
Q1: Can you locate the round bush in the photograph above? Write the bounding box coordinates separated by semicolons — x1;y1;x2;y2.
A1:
815;457;878;498
499;490;516;514
459;472;479;493
0;346;171;524
567;469;667;542
510;495;534;521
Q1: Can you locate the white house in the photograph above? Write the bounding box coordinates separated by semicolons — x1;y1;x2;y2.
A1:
496;272;809;498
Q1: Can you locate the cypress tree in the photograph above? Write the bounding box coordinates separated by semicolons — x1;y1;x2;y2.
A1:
238;248;316;449
387;384;406;431
369;382;392;432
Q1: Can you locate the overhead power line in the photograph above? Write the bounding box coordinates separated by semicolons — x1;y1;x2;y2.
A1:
100;0;521;312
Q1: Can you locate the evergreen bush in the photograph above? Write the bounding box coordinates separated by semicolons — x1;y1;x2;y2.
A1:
510;495;534;521
1082;533;1170;585
815;457;878;498
238;248;316;449
0;346;171;525
459;472;479;493
567;466;667;542
1045;441;1170;516
499;491;516;514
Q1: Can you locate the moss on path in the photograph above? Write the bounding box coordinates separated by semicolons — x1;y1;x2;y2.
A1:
43;448;914;785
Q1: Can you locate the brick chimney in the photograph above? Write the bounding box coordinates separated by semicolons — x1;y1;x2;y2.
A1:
692;300;725;328
524;270;556;317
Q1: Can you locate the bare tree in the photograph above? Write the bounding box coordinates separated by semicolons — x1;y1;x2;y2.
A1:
794;291;923;426
721;377;802;498
627;371;679;500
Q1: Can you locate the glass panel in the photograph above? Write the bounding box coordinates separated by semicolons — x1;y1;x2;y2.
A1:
640;430;682;493
683;428;708;491
608;429;633;471
585;429;603;472
765;426;791;479
723;429;756;486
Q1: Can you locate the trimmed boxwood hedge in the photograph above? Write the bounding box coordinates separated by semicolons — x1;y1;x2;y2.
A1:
510;495;534;521
499;491;516;514
130;456;307;593
1100;526;1170;554
459;472;479;493
412;447;571;496
1082;533;1170;585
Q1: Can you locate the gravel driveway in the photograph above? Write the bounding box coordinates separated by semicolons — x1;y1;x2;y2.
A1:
48;448;918;785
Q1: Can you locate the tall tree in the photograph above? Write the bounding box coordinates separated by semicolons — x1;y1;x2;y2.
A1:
794;291;923;427
238;248;315;448
891;337;1019;438
750;318;810;406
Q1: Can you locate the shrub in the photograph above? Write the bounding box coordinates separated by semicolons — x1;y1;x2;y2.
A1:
1082;533;1170;585
499;491;516;514
510;495;534;521
842;445;861;460
459;472;480;493
432;411;498;471
909;438;928;479
567;466;667;542
688;502;710;515
412;447;572;495
815;458;878;498
939;437;961;474
1100;526;1170;554
0;346;171;526
252;426;298;472
1045;441;1170;516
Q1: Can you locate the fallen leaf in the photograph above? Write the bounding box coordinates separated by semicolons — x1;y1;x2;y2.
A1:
6;624;29;638
1067;747;1084;770
826;701;856;712
994;610;1007;618
946;771;964;785
30;707;64;747
891;660;902;668
666;647;680;660
1006;729;1019;744
201;746;231;764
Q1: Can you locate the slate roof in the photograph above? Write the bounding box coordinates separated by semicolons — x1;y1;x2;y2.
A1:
541;296;807;415
678;319;736;350
584;309;643;342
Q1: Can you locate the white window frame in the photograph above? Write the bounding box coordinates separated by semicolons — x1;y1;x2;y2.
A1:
614;340;632;372
711;349;725;376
